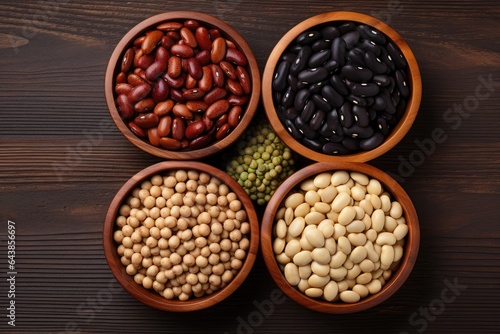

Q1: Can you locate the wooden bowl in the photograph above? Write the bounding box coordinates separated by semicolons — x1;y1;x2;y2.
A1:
105;11;261;160
103;161;259;311
262;11;422;162
261;162;419;313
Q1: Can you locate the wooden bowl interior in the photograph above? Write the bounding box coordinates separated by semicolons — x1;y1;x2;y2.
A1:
103;161;259;312
261;162;419;313
105;11;261;160
262;11;422;162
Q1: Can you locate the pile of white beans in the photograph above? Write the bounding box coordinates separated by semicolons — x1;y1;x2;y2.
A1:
113;170;250;301
273;170;408;303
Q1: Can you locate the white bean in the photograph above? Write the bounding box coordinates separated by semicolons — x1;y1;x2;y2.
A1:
288;217;305;237
284;262;300;285
293;250;313;266
284;239;302;258
311;247;331;265
380;245;395;270
338;206;356;225
323;281;339;301
308;274;330;288
393;224;409;240
340;290;360;303
284;193;304;209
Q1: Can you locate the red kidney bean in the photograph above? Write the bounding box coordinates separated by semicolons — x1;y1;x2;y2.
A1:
211;37;226;63
227;94;248;106
186;100;208;113
195;50;211;66
225;48;248;66
236;66;251;95
161;35;175;49
216;123;232;140
219;61;237;80
115;83;133;95
160;137;182;150
187;57;203;80
185;120;206;140
135;113;159;129
121;48;135;73
116;94;134;119
180;27;197;48
134;97;155;113
210;64;225;88
145;60;168;81
141;30;164;54
206;99;230;119
152;78;169;102
199;66;213;92
195;27;212;51
228;106;242;127
116;71;127;84
203;87;227;105
172;104;193;119
227;79;244;96
157;115;172;137
171;44;194;58
157;21;183;31
189;134;212;150
127;83;151;103
128;121;146;138
114;19;253;151
171;117;185;140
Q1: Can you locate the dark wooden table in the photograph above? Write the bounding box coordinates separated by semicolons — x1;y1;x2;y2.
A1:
1;1;499;333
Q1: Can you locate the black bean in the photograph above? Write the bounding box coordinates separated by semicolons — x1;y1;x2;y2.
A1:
338;102;354;127
346;48;366;67
294;88;310;111
287;74;301;91
321;26;339;40
360;132;385;150
285;119;302;140
322;84;344;108
309;49;331;67
378;89;396;114
347;94;368;107
377;116;389;135
302;137;323;151
372;74;391;86
331;37;346;67
357;39;381;56
386;42;407;69
295;116;317;139
342;30;360;49
378;47;395;72
273;90;282;104
388;77;396;93
322;142;351;155
312;94;332;112
364;51;388;74
395;70;409;98
339;22;356;34
277;105;287;124
368;108;377;122
281;52;297;63
298;67;329;84
288;44;302;54
297;31;322;45
391;89;401;107
357;25;387;45
383;112;398;127
301;100;316;122
273;60;291;92
319;122;343;141
330;75;349;95
351;83;380;97
309;109;326;131
309;80;327;94
326;109;340;131
290;46;313;75
352;105;370;127
343;123;374;139
312;39;331;52
285;107;299;120
323;60;339;73
281;86;296;108
341;64;373;82
342;136;360;151
327;131;344;143
372;96;387;111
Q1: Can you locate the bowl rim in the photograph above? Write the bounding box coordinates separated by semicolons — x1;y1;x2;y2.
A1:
262;11;422;162
104;11;261;160
261;161;420;313
103;161;260;312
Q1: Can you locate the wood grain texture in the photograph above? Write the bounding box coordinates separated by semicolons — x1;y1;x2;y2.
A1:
0;0;499;333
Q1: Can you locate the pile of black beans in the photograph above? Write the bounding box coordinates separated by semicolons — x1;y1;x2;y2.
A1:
272;22;410;155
